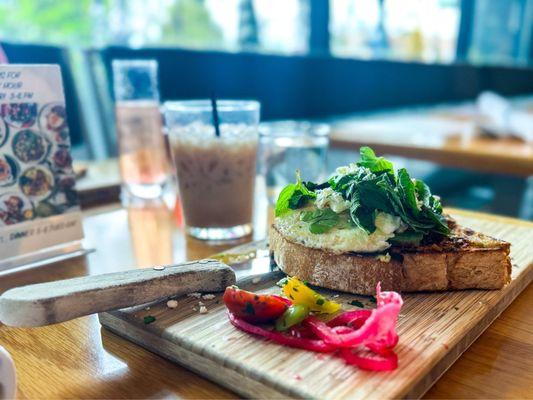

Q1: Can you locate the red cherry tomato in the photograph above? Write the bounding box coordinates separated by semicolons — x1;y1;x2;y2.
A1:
223;286;289;323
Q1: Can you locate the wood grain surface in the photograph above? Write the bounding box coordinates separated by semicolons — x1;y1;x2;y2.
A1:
330;112;533;177
99;212;533;399
0;205;531;399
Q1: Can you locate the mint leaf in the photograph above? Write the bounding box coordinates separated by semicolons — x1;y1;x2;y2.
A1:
275;184;297;217
304;181;330;191
349;192;376;232
300;208;340;234
414;179;431;207
275;172;316;217
397;168;419;216
349;300;365;308
388;230;424;246
357;146;394;175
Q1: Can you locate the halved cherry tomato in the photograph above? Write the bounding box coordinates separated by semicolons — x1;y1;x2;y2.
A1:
223;286;289;323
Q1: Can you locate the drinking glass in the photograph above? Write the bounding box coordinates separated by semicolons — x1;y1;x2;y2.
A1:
112;59;171;199
259;121;330;204
164;100;260;241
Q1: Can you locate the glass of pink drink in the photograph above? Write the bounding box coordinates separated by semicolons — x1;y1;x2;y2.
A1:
164;100;260;241
112;60;171;199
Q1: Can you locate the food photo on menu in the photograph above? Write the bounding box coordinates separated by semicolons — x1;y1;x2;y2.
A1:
0;101;78;225
0;65;84;272
0;3;532;400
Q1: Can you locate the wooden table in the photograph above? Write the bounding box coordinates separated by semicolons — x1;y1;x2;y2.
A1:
330;105;533;177
0;203;531;399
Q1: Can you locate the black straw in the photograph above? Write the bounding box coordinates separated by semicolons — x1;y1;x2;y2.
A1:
210;93;221;138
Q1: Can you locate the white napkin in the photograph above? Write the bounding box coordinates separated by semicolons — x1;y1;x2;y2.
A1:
476;91;533;142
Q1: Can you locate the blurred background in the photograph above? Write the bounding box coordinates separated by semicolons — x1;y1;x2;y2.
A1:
0;0;532;219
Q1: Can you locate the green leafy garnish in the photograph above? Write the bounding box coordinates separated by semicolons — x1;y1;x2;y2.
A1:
244;302;255;315
303;181;329;191
388;231;425;246
329;147;449;238
358;146;394;175
274;146;450;242
349;300;365;308
275;171;316;217
143;315;156;324
300;208;340;234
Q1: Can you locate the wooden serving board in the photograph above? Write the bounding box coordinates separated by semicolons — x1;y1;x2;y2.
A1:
99;211;532;399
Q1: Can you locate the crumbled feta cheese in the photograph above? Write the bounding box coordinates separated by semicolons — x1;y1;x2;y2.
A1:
166;300;178;309
187;292;202;298
276;210;402;253
315;188;350;213
198;301;204;306
202;294;215;300
199;306;208;314
335;163;359;176
374;213;402;235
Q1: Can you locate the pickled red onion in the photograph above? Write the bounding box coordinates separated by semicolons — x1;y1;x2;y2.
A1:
305;283;402;349
227;311;336;353
340;348;398;371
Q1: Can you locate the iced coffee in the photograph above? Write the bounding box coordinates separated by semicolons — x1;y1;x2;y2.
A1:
165;101;260;240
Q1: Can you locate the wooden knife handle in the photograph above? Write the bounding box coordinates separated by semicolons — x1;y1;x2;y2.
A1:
0;259;235;327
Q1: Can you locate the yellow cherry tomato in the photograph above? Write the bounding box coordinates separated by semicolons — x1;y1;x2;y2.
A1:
280;276;341;314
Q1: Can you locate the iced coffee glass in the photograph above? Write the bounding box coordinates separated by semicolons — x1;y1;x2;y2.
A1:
164;100;260;240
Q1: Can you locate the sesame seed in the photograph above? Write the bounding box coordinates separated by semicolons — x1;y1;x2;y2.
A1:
202;294;215;300
199;306;208;314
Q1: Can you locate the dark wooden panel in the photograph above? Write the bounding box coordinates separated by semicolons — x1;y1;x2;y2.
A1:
98;47;533;120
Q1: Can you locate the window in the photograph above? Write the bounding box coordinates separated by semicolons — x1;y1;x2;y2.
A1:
330;0;461;63
468;0;533;66
0;0;531;66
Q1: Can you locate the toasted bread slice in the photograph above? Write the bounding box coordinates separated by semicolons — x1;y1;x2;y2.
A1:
269;224;511;295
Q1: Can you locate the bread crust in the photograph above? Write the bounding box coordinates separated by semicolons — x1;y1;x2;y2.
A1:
269;225;511;295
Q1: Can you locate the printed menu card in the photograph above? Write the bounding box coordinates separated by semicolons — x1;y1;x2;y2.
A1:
0;65;84;271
